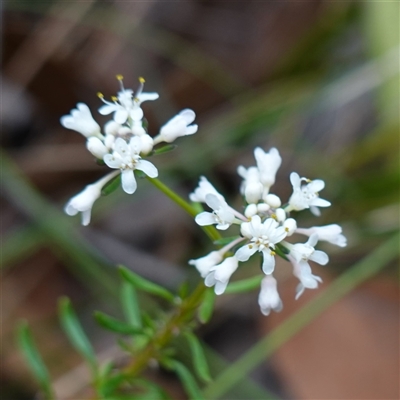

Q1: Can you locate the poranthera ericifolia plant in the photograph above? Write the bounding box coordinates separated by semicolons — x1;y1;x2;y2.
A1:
18;75;346;399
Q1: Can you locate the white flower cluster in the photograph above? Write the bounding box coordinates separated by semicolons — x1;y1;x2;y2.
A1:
61;76;198;225
189;148;346;315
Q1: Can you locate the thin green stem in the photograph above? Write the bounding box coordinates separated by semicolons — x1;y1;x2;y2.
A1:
122;282;207;376
147;177;221;242
203;232;400;399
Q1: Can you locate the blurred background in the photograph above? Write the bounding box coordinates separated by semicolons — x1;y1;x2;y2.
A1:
2;1;399;399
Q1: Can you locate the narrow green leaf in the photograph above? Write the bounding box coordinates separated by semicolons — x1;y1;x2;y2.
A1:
99;371;128;398
121;282;142;329
213;236;240;246
225;275;263;294
164;359;204;400
58;297;97;374
152;144;177;155
134;378;172;400
17;321;54;399
184;332;212;383
94;311;144;335
118;266;175;302
273;244;289;261
101;174;121;196
198;288;215;323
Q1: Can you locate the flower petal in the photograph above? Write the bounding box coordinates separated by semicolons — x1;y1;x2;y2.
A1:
310;250;329;265
136;160;158;178
195;212;216;226
235;244;257;262
214;281;228;295
121;169;137;194
114;109;129;124
261;251;275;274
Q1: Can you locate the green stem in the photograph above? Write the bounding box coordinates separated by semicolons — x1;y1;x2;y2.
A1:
203;232;400;399
122;282;207;376
147;177;221;242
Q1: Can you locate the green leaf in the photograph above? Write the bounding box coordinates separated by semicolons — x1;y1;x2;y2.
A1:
58;297;97;375
213;236;240;246
17;321;54;399
273;243;289;261
121;282;142;329
118;265;175;302
94;311;144;335
184;332;212;383
152;144;177;155
101;174;121;196
163;359;204;400
198;288;215;324
225;275;263;294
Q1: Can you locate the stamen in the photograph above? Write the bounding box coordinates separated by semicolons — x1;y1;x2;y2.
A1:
270;250;276;256
97;92;104;98
135;76;145;98
116;74;125;91
111;96;118;102
271;213;277;220
285;227;289;232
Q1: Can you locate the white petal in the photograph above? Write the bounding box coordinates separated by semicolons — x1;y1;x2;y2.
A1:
104;154;122;169
261;251;275;274
129;136;142;154
136;160;158;178
179;109;196;124
216;222;230;230
195;212;216;226
121;170;137;194
214;281;228;295
310;250;329;265
114;109;129;124
308;179;325;192
98;104;116;115
235;244;257;262
205;194;222;211
81;210;92;226
130;107;144;121
185;124;198;135
311;198;331;208
290;172;301;189
137;92;159;102
204;272;216;287
65;203;78;216
115;138;129;155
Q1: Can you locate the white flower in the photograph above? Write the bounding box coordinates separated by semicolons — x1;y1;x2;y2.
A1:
103;137;158;194
138;134;154;155
265;194;281;208
205;256;239;295
254;147;282;189
258;275;283;316
86;137;110;159
293;261;323;299
237;166;263;204
288;172;331;215
98;78;159;124
235;215;287;274
154;109;198;144
189;176;225;203
289;233;329;267
60;103;101;138
195;194;236;230
296;224;347;247
64;172;118;225
283;218;297;235
189;250;224;278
